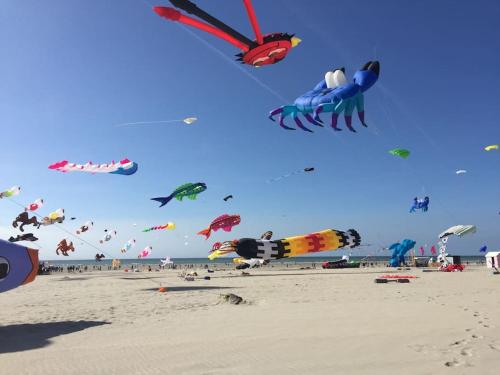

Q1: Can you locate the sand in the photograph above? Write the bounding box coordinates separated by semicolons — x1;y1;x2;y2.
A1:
1;265;499;375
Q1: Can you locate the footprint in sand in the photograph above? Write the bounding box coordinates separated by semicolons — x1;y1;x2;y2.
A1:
460;348;473;357
444;359;461;367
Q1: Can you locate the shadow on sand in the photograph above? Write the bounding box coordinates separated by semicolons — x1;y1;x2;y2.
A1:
142;286;238;292
0;320;110;354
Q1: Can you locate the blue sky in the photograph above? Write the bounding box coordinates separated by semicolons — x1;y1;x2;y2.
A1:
1;0;499;259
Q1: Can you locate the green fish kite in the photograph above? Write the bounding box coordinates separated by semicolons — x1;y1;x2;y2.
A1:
151;182;207;207
389;148;410;159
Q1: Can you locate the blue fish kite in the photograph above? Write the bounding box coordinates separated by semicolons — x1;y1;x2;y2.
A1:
0;239;39;293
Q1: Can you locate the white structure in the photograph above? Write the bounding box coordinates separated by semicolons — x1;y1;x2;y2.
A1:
484;252;500;269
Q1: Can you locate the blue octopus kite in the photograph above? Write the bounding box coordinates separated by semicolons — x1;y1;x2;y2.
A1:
269;61;380;133
410;197;430;213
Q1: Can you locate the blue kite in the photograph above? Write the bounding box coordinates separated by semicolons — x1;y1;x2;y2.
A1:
410;197;430;213
388;239;416;267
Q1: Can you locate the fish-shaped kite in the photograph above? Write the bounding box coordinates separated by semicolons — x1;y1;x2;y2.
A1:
138;246;152;258
0;186;21;199
389;148;410;159
143;222;176;232
197;214;241;239
40;208;65;226
151;182;207;207
76;221;93;235
121;239;136;253
49;158;138;176
0;239;38;293
25;198;44;212
100;229;117;244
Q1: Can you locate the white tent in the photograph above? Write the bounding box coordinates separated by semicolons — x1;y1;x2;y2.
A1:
485;252;500;269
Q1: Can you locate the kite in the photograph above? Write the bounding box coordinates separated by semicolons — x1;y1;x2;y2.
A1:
40;208;65;226
269;61;380;132
116;117;198;127
267;167;315;183
56;239;75;256
261;231;273;240
419;246;425;256
151;182;207;207
456;170;467;175
154;0;300;67
479;245;487;253
209;228;361;261
0;239;38;293
388;239;416;267
121;239;136;253
25;198;44;212
437;225;476;269
9;233;38;243
223;195;233;202
49;158;138;176
430;245;437;255
197;214;241;239
389;149;410;159
138;246;152;259
70;217;77;220
0;186;21;199
95;253;106;261
161;257;173;266
143;222;176;232
12;212;40;232
100;229;117;244
76;221;93;235
183;117;197;124
410;197;430;213
484;145;499;151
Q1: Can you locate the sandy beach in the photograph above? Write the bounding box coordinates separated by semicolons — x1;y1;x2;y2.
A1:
1;265;499;375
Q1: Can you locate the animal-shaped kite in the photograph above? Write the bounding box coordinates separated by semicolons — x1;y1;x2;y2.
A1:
410;197;430;213
197;214;241;239
209;228;361;261
154;0;300;67
56;239;75;256
49;158;138;176
0;186;21;199
0;239;38;293
76;221;93;234
161;257;173;266
25;198;44;212
389;149;410;159
12;212;40;232
121;239;136;253
9;233;38;243
40;208;65;226
100;229;117;244
138;246;152;259
143;222;176;232
95;253;106;261
388;239;416;267
152;182;207;207
269;61;380;132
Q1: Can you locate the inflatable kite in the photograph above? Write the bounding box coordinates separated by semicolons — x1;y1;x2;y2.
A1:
388;239;416;267
100;229;117;244
389;149;410;159
437;225;476;269
484;145;499;151
0;186;21;199
12;212;40;232
410;197;429;213
183;117;197;124
56;239;75;256
0;239;38;293
49;158;138;176
151;182;207;207
161;257;173;266
197;214;241;239
479;245;487;253
267;167;315;183
95;253;106;261
9;233;38;243
40;208;65;226
269;61;380;132
456;170;467;175
121;239;136;253
76;221;93;235
143;222;176;232
138;246;152;259
223;195;233;202
25;198;44;212
209;228;361;261
154;0;300;67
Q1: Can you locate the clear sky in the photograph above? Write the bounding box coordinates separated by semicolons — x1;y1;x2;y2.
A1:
1;0;499;259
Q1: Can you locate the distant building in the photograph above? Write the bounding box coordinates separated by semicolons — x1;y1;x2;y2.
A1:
484;252;500;269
